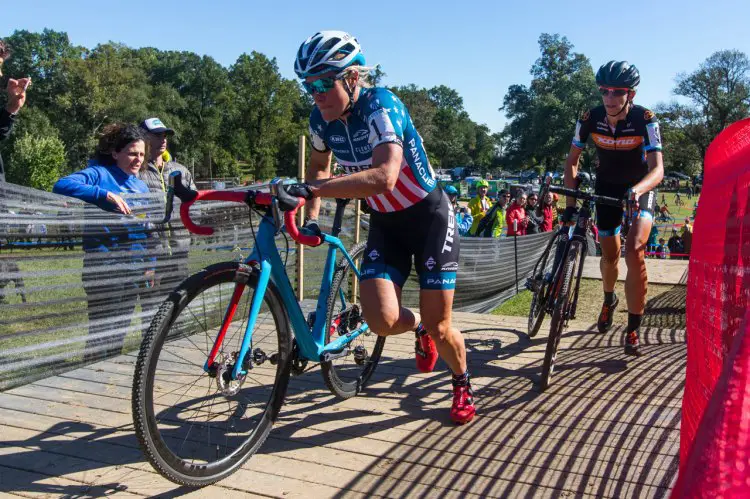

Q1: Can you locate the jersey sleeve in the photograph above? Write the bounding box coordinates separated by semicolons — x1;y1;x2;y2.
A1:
642;109;663;153
308;109;329;153
365;90;406;149
572;110;592;149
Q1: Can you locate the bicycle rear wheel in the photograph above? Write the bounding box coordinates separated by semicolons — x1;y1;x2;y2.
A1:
132;262;292;486
321;242;385;399
540;241;582;391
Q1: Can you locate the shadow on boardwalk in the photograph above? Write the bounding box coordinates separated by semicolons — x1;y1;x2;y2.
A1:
0;316;684;498
330;324;684;498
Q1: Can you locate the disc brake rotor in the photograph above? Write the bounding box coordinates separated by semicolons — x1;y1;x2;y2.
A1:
215;354;246;396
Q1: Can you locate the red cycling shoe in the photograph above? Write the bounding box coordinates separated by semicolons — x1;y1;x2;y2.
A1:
450;383;476;424
625;330;643;357
415;323;438;373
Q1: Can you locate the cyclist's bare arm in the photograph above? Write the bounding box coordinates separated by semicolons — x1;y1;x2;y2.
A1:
305;148;332;220
633;151;664;194
309;143;402;201
563;145;584;207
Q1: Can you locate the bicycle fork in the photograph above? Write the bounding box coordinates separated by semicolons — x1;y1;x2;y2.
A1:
203;260;272;381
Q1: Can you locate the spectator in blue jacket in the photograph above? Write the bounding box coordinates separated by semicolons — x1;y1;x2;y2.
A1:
53;124;156;362
444;185;472;236
53;124;150;213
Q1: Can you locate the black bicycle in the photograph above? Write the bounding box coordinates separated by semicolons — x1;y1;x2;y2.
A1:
527;176;633;390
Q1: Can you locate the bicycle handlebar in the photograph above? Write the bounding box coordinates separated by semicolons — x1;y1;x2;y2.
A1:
547;184;624;208
540;176;625;208
165;172;322;247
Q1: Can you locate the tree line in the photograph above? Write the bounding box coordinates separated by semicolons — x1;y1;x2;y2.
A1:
1;29;748;190
501;34;750;176
0;29;500;189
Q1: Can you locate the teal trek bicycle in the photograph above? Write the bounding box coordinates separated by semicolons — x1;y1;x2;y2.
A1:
132;173;384;486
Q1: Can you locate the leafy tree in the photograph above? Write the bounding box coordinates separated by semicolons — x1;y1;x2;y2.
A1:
501;34;599;173
364;66;386;87
7;132;66;190
674;49;750;160
653;102;703;174
225;52;309;180
1;29;84;110
52;43;152;170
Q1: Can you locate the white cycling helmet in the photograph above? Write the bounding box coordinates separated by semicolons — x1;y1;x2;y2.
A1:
294;31;366;79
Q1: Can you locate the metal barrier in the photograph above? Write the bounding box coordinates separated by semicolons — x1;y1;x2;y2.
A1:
0;181;554;390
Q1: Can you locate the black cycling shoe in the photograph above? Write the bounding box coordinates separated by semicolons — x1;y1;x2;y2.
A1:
625;330;643;357
597;295;619;333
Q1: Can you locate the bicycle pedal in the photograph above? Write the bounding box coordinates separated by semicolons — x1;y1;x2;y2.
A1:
320;348;351;362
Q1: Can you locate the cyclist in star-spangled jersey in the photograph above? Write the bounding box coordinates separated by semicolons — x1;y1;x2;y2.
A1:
281;31;475;424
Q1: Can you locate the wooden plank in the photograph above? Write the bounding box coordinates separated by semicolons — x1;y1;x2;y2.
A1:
582;256;688;285
0;464;142;498
0;425;358;499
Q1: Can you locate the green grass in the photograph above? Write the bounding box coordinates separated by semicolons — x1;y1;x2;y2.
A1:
0;237;344;346
658;191;696;221
492;278;683;328
491;288;533;317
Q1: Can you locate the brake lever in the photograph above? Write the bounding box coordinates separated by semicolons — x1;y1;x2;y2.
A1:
269;179;284;234
157;178;177;224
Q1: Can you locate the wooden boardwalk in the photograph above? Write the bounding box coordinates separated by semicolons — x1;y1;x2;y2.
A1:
0;312;684;498
582;256;688;285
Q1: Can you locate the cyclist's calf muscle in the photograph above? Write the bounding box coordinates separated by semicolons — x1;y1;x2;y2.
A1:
599;235;621;293
420;289;467;374
360;278;418;337
624;218;651;314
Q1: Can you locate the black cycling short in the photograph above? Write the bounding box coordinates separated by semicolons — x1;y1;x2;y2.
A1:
595;181;656;237
360;187;459;290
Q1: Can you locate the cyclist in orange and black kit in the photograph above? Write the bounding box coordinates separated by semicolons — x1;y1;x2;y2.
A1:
562;61;664;356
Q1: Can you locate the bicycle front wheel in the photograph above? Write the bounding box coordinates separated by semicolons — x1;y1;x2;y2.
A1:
528;237;557;337
321;242;385;399
540;241;582;391
132;262;292;487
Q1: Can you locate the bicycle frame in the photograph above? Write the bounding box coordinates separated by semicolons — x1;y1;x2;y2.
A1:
545;206;590;317
541;180;631;321
206;201;369;381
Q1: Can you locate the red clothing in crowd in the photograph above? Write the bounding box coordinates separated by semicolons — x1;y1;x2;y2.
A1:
506;203;527;236
541;205;554;232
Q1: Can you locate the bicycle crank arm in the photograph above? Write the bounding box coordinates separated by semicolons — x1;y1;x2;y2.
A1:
319;324;370;362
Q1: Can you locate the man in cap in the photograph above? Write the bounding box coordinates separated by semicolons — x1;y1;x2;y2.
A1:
139;117;195;192
138;117;196;317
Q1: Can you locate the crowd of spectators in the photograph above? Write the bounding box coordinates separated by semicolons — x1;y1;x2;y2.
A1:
449;182;559;238
449;181;695;263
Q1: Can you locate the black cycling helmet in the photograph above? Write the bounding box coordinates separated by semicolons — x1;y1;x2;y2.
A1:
596;61;640;89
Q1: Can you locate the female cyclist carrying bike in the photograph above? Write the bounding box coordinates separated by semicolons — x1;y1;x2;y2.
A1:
281;31;475;424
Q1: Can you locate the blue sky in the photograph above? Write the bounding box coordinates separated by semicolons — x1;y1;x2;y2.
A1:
3;0;750;133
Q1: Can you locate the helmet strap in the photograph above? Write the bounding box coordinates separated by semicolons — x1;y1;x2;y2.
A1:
340;71;358;117
607;99;631;118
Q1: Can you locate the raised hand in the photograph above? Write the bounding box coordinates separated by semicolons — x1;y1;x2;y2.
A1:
6;77;31;114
